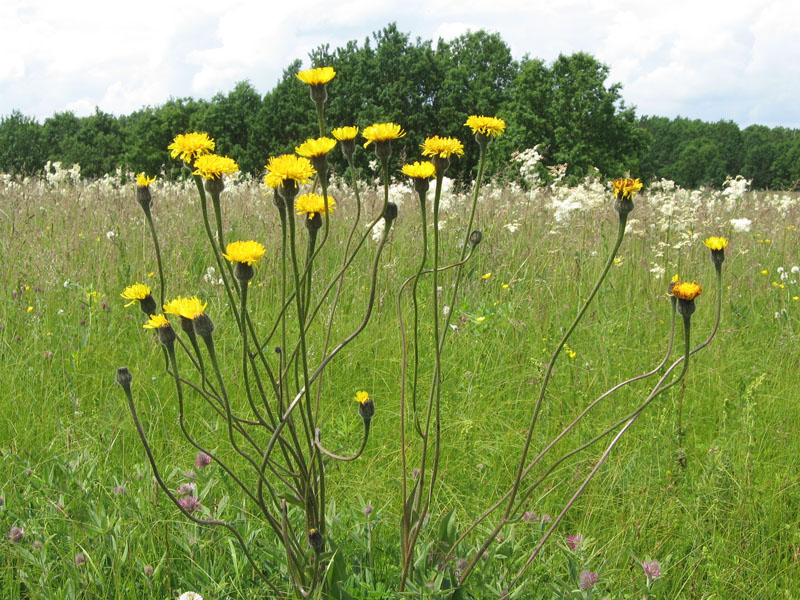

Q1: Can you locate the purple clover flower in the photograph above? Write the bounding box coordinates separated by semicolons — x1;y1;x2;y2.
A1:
566;533;584;551
579;570;598;590
643;558;661;580
194;452;212;469
8;526;24;543
179;496;201;514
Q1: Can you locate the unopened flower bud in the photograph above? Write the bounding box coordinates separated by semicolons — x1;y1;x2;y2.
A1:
308;528;324;553
383;202;398;224
116;367;133;390
469;230;482;248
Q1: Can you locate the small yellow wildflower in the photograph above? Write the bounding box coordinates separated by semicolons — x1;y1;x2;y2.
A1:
761;270;769;275
772;281;779;287
168;132;215;163
121;283;152;307
401;161;436;179
147;272;155;278
703;236;729;251
611;178;643;200
793;296;799;301
362;122;406;147
354;391;370;405
222;240;266;266
27;306;34;313
143;314;170;329
331;126;359;141
464;115;506;137
192;154;239;179
502;283;510;289
481;272;492;279
420;136;465;159
613;257;623;264
263;155;316;188
296;66;336;86
163;296;207;320
295;193;336;219
476;316;486;323
672;281;703;301
295;137;337;158
136;173;156;187
567;349;577;359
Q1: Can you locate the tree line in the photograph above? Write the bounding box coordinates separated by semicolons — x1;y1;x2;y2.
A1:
1;23;798;190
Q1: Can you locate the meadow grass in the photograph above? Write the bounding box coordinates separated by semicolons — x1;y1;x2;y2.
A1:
1;174;799;598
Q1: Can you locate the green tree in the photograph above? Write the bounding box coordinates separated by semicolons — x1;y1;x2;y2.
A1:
0;111;47;175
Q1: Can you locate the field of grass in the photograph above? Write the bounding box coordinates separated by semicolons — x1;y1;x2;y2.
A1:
1;171;799;599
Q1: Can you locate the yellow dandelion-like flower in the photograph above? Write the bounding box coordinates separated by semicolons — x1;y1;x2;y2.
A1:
263;155;316;188
331;126;359;141
420;136;465;159
136;173;156;187
295;193;336;219
168;132;215;163
121;283;152;307
354;391;370;405
143;314;170;329
222;240;266;266
362;122;406;147
464;115;506;137
192;154;239;180
703;236;729;251
163;296;208;320
401;161;436;179
27;306;34;313
672;281;703;301
296;66;336;86
481;272;492;279
476;316;486;323
295;137;337;158
761;269;768;275
611;178;643;200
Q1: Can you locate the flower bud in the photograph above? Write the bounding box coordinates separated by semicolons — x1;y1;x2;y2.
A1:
116;367;133;390
469;230;482;248
308;528;324;553
383;202;398;225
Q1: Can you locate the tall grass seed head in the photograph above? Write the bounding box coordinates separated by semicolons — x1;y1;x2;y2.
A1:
168;132;215;163
704;236;728;268
355;390;375;423
332;126;358;157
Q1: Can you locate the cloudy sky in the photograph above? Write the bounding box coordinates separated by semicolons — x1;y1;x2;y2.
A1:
3;0;799;128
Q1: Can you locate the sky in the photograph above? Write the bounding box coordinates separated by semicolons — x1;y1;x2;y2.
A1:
3;0;799;128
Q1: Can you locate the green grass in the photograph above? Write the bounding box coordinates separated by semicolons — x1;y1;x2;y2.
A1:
1;176;799;598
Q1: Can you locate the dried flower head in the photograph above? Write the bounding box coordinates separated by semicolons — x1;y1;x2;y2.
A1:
362;122;406;147
222;240;266;266
296;66;336;86
296;137;337;158
420;136;465;159
192;154;239;180
168;132;215;163
465;115;506;137
295;193;336;219
331;126;359;141
401;161;437;179
136;173;156;187
163;296;208;320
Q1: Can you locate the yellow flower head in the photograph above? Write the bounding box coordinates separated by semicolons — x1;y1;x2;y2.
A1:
611;178;643;200
222;240;266;266
295;193;336;219
192;154;239;180
421;136;465;159
121;283;151;304
401;161;436;179
354;391;370;405
362;122;406;147
672;281;703;301
263;155;316;188
464;115;506;137
296;66;336;86
331;126;359;141
163;296;208;320
136;173;157;187
703;236;729;251
295;137;337;158
143;314;170;329
168;132;215;163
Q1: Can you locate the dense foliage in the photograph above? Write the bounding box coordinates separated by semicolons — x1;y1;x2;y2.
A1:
1;23;799;189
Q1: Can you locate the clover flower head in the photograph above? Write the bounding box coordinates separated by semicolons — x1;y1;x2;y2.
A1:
168;132;215;162
420;136;465;159
136;173;156;187
579;570;598;590
331;126;359;141
295;193;336;219
465;115;506;137
163;296;207;320
192;154;239;180
643;559;661;580
178;496;201;514
362;122;406;147
401;161;436;179
194;451;212;469
222;240;266;266
611;177;643;200
296;66;336;86
295;137;337;158
143;314;170;329
263;155;316;188
566;533;584;551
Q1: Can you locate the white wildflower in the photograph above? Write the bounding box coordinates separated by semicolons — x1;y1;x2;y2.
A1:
106;231;116;240
730;218;752;233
